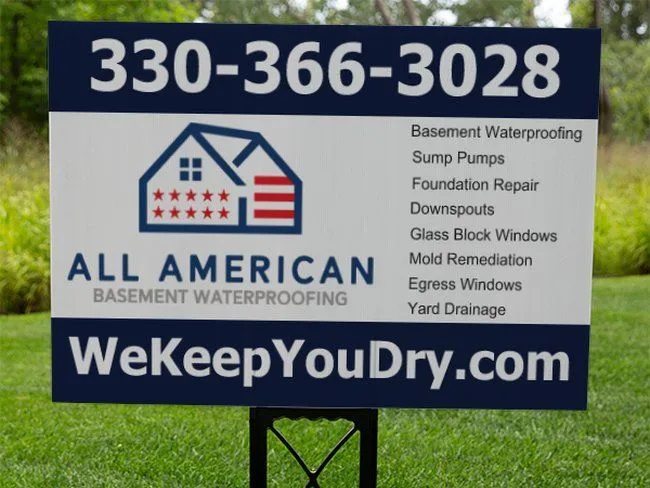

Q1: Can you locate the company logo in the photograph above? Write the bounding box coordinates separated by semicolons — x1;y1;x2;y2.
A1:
139;124;302;234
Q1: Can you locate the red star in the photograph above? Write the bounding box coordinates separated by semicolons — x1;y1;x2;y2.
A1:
186;207;196;219
218;207;230;219
186;189;197;201
202;190;213;201
202;207;213;219
153;189;164;201
170;189;180;201
153;206;164;218
169;207;180;219
218;190;230;202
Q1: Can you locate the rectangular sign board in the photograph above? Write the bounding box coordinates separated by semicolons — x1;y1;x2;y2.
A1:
50;22;599;409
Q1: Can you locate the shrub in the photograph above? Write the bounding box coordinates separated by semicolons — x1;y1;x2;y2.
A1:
0;123;49;313
0;182;49;313
593;143;650;275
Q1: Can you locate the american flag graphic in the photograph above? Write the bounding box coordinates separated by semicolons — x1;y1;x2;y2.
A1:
253;175;296;222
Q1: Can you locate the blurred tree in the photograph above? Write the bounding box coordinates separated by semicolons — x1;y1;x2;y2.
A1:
571;0;649;138
601;40;650;141
0;0;200;125
570;0;649;40
200;0;444;27
452;0;538;27
1;0;58;124
197;0;310;24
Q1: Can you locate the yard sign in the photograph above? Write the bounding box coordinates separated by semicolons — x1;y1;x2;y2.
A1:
49;22;600;409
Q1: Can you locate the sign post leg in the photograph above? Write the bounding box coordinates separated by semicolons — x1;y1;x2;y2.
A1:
249;408;269;488
249;408;378;488
359;408;378;488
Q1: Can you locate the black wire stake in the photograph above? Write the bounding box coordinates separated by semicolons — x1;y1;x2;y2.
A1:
249;408;378;488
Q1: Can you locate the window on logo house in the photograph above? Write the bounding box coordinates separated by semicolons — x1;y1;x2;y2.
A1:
180;157;202;181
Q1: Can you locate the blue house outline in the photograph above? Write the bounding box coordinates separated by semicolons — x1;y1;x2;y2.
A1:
139;123;302;234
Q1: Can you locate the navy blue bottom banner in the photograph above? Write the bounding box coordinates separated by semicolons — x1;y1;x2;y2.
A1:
52;318;589;410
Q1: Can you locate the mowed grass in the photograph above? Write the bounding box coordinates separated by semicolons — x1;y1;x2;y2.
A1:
1;278;649;487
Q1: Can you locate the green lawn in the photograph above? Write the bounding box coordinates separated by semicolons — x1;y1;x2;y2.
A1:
1;277;649;487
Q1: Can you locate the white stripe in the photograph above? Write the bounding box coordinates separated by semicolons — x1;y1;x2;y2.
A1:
250;218;296;226
253;201;294;210
254;185;294;192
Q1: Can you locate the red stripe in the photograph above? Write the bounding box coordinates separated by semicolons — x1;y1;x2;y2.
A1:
254;209;295;219
254;193;295;202
255;176;293;185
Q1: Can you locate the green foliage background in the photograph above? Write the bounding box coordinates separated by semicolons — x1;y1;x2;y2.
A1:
594;144;650;275
601;41;650;142
0;0;200;126
0;127;49;313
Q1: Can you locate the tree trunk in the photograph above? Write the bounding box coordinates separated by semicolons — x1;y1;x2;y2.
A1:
592;0;612;137
592;0;601;28
402;0;422;26
599;85;613;137
8;13;23;114
375;0;396;25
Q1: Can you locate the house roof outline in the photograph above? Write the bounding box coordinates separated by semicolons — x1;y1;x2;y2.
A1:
140;123;301;186
139;123;302;234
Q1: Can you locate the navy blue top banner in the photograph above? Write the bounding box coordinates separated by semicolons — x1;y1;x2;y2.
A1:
49;22;600;118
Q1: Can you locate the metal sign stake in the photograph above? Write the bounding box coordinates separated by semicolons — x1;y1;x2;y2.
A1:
250;407;378;488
